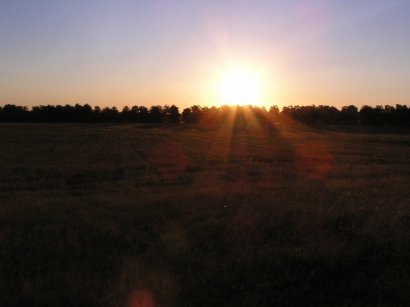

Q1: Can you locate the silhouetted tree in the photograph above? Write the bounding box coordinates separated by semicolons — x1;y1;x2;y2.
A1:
269;105;280;122
341;105;358;125
101;107;120;122
359;105;372;125
127;106;139;122
148;105;163;123
182;105;202;123
317;105;340;125
163;105;180;123
0;104;29;122
191;105;202;123
136;106;149;123
121;106;131;122
182;108;193;123
395;104;410;126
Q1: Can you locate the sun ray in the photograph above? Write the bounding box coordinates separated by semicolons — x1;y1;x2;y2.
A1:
189;106;237;190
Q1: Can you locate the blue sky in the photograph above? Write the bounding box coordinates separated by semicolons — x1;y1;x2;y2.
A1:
1;0;409;108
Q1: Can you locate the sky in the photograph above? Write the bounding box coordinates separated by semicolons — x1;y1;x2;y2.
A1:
0;0;409;109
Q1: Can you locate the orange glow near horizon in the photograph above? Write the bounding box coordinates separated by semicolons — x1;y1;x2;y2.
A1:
1;2;410;110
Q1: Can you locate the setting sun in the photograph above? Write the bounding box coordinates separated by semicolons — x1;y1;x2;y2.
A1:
218;69;261;106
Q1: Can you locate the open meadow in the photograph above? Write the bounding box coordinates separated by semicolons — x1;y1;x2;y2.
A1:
1;122;410;306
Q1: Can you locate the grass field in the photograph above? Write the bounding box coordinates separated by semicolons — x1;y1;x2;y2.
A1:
1;122;410;306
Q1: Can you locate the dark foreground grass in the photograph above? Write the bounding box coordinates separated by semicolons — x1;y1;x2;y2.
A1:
1;122;410;306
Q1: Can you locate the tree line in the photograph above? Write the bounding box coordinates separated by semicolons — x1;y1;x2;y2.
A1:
0;103;409;126
281;104;410;126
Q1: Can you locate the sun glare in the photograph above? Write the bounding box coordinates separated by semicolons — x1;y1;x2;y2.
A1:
218;69;261;106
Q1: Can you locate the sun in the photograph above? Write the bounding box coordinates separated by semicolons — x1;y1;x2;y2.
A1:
218;69;261;106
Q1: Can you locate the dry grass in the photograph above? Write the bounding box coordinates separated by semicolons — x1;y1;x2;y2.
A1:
1;123;410;306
